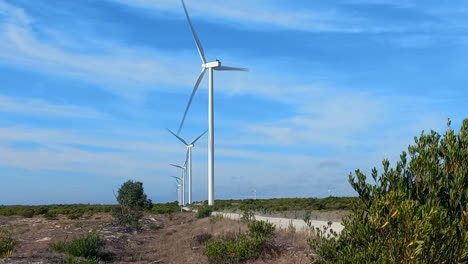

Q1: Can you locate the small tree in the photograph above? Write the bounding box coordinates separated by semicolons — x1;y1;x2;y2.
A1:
117;180;152;210
309;119;468;263
113;180;152;229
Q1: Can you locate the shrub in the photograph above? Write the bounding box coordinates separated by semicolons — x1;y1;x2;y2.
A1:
248;220;275;237
116;180;152;210
113;180;151;228
204;233;267;263
44;211;58;220
149;223;161;230
20;209;35;218
308;119;468;263
68;210;84;220
111;206;143;229
197;205;213;218
0;233;18;258
50;231;105;259
204;220;275;263
240;209;255;223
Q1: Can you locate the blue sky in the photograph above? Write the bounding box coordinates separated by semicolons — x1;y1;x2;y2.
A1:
0;0;466;205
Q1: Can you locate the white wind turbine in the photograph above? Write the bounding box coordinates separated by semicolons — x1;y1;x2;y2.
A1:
170;162;187;205
178;0;248;206
168;129;207;205
171;176;183;206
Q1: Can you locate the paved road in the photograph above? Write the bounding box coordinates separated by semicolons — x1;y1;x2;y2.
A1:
212;211;344;235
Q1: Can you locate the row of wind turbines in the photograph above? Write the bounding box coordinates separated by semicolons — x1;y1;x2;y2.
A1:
168;0;247;206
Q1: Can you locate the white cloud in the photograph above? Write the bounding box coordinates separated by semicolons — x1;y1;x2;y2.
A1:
0;95;107;119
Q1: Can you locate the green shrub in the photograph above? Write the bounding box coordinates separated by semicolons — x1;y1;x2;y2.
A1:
111;206;143;229
44;211;58;220
20;209;35;218
50;231;105;259
197;205;213;218
68;210;85;220
113;180;151;229
116;180;152;210
240;209;255;223
248;220;275;237
0;234;18;258
308;119;468;263
204;233;267;263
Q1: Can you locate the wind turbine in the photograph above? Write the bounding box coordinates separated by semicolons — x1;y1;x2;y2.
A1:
171;176;183;206
168;129;207;205
170;162;187;205
178;0;248;206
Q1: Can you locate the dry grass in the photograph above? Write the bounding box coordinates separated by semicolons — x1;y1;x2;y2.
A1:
0;213;312;263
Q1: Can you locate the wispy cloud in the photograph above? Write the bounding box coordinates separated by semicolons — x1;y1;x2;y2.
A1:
0;95;107;119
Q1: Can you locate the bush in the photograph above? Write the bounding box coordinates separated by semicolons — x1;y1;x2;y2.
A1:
116;180;152;210
50;231;105;259
205;233;267;263
68;210;85;220
113;180;151;228
204;220;275;263
111;206;143;229
240;209;255;223
197;205;213;218
0;233;18;258
20;209;35;218
44;211;58;220
308;119;468;263
248;220;275;237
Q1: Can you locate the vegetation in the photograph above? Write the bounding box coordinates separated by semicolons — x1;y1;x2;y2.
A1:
197;205;214;218
202;196;356;213
149;201;180;214
0;231;18;258
112;180;152;229
0;204;116;217
308;119;468;263
50;231;107;261
204;220;275;263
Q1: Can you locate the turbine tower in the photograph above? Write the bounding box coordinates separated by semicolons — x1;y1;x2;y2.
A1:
168;129;207;204
170;162;187;205
178;0;248;206
171;176;182;206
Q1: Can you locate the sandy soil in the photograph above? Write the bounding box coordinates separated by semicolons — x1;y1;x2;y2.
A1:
0;213;312;263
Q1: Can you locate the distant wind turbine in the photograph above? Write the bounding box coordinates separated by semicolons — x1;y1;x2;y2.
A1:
171;176;183;206
178;0;248;206
170;162;187;205
167;129;207;205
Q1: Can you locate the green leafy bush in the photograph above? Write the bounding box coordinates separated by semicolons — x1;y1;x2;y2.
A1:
197;205;214;218
248;220;275;237
240;209;255;223
204;220;275;263
0;233;18;258
113;180;151;228
20;209;35;218
205;233;268;263
308;119;468;263
116;180;152;210
68;210;85;220
50;231;105;259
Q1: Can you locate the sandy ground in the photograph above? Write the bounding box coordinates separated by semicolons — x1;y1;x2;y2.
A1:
0;213;312;263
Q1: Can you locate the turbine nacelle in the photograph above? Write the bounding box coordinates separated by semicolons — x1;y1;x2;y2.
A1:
202;60;221;69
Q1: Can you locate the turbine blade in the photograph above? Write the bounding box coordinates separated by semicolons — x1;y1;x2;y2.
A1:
167;128;188;145
215;66;248;71
181;0;206;63
191;130;208;144
169;163;183;169
177;68;206;135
